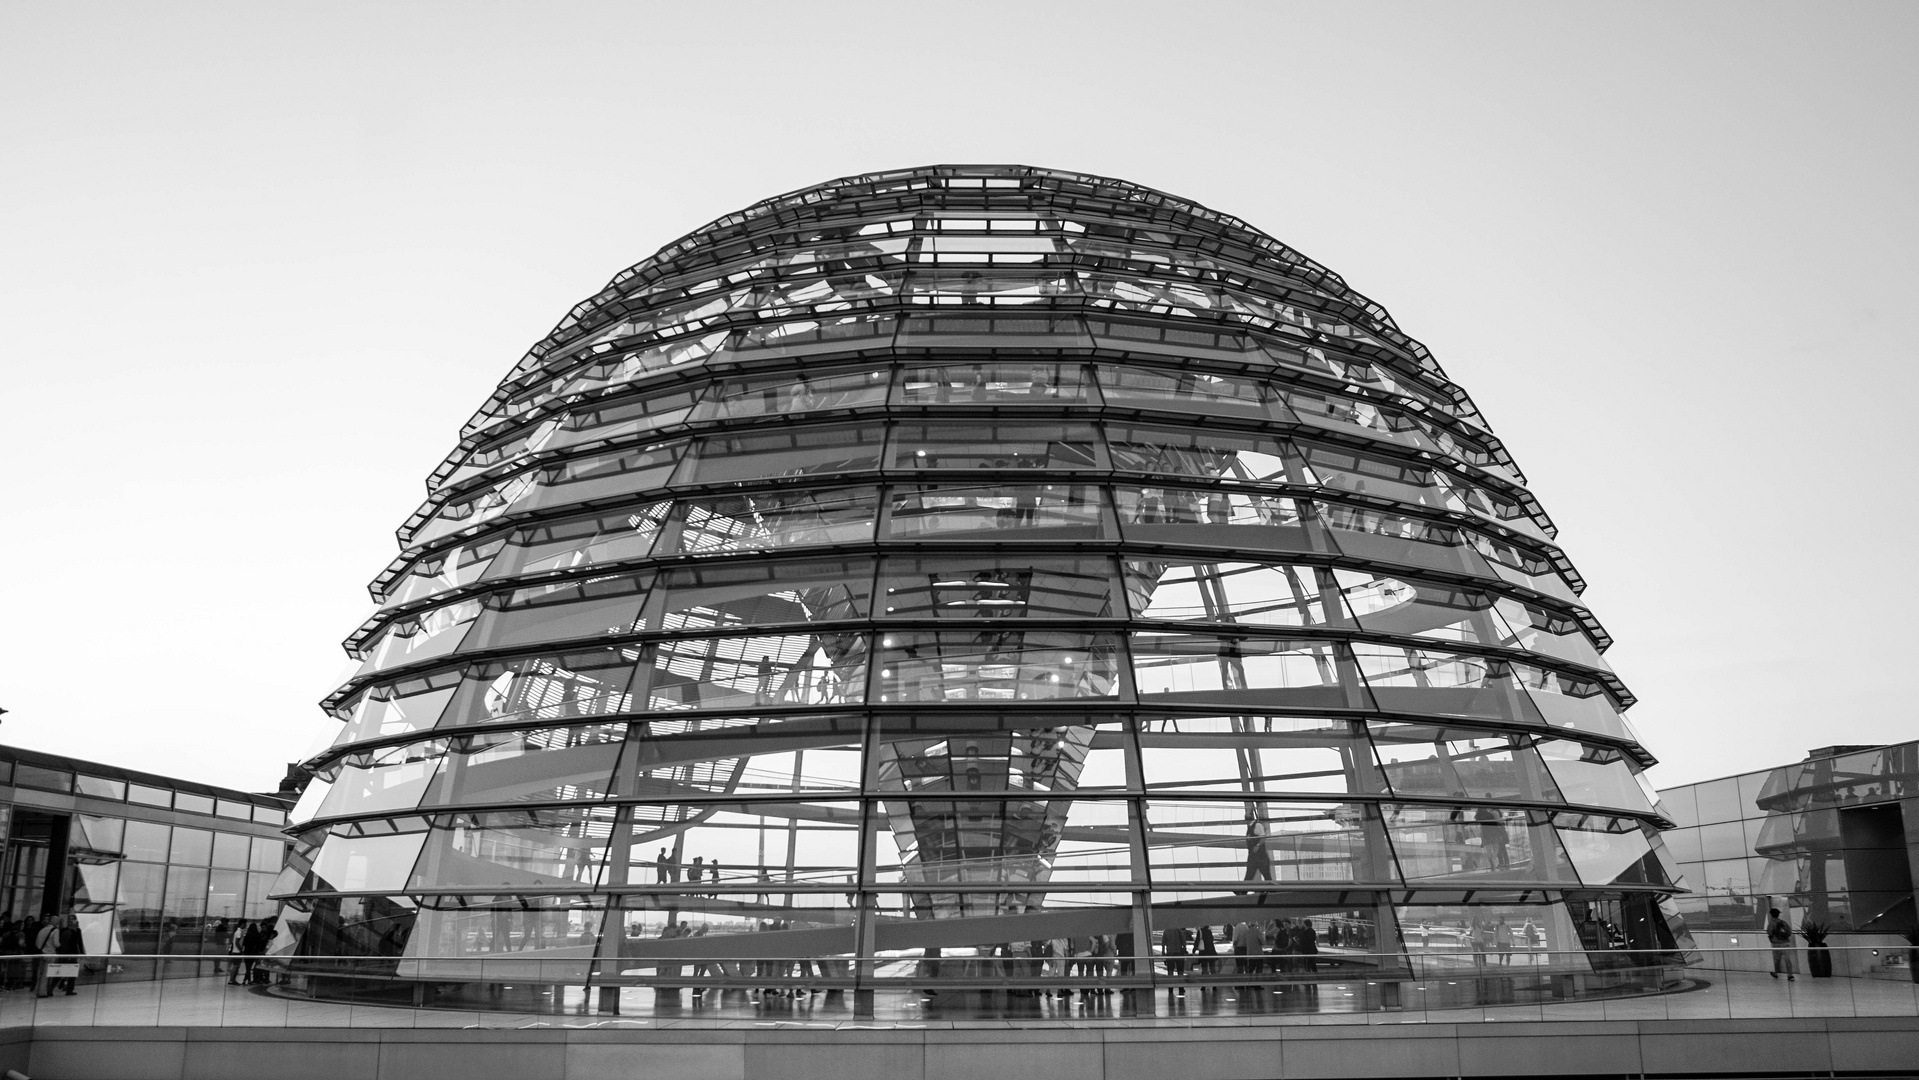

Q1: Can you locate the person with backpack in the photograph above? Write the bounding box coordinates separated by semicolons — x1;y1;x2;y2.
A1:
33;916;60;997
1766;907;1797;981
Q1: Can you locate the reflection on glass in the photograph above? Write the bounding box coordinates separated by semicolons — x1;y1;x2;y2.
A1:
645;557;872;630
1136;717;1376;795
1143;800;1374;883
1131;634;1349;701
485;501;671;578
1105;424;1303;484
879;556;1119;619
892;422;1099;470
693;367;888;420
1369;722;1563;802
677;424;884;484
646;632;868;710
897;362;1088;404
1125;560;1340;626
661;488;878;555
888;484;1108;538
877;631;1120;702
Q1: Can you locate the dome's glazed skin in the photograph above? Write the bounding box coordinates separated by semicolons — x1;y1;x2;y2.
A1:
278;165;1693;1005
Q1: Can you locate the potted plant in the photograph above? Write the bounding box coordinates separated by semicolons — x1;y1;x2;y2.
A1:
1799;920;1832;978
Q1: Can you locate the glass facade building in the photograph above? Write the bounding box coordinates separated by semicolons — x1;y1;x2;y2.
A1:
0;745;291;964
284;165;1691;1007
1659;743;1918;940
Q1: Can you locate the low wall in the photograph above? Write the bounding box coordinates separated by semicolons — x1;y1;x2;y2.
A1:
9;1017;1919;1080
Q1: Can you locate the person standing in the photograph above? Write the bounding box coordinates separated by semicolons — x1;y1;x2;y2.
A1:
33;916;59;997
1766;908;1797;981
53;916;83;995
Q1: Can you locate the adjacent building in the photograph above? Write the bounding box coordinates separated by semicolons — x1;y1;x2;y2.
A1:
284;165;1692;1009
1658;741;1917;972
0;744;292;959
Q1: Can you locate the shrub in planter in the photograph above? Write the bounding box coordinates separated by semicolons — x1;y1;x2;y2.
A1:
1800;920;1832;978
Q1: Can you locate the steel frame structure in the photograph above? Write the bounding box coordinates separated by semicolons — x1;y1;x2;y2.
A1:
276;165;1693;1009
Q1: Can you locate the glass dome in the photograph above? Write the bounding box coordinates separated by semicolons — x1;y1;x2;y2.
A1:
276;165;1692;1012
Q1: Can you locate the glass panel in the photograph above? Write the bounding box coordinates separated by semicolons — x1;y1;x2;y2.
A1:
1468;533;1579;603
168;827;213;866
387;537;507;606
1537;740;1655;814
526;439;683;509
75;814;126;854
1114;486;1325;554
1104;423;1302;484
12;765;71;792
204;868;248;925
1692;778;1746;825
1491;597;1609;670
614;801;861;889
127;783;171;808
1136;716;1378;795
875;797;1134;887
643;557;872;630
175;792;214;815
645;631;868;710
1369;722;1564;802
1143;800;1382;885
876;631;1120;703
253;807;287;827
317;742;446;818
660;487;879;554
1092;364;1274;418
1125;560;1338;626
306;828;430;893
1696;819;1751;862
403;896;605;977
887;484;1110;539
1384;804;1575;883
1518;668;1632;740
547;384;700;450
334;674;460;748
408;808;615;890
215;799;251;820
879;555;1119;619
251;837;285;872
1297;442;1464;512
464;572;649;651
676;424;883;484
421;723;626;806
1352;643;1548;726
1338;569;1518;649
1316;502;1487;577
1130;633;1353;708
162;865;210;943
631;713;866;798
897;361;1088;404
75;775;127;800
865;884;1132;971
483;501;671;578
436;645;643;728
114;862;167;954
871;716;1130;795
1553;815;1665;887
1394;898;1587;976
691;366;889;420
355;598;483;676
892;421;1099;470
212;833;252;869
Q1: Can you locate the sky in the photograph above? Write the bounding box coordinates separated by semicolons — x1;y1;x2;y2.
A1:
1;1;1913;792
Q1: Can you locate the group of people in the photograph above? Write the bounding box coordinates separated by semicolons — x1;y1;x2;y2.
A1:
654;849;723;888
221;917;274;986
0;912;83;996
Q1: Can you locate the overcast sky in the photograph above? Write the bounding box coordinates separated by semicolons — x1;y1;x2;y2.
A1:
2;1;1912;792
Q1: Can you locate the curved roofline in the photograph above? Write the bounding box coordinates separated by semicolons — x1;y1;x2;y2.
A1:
522;164;1452;386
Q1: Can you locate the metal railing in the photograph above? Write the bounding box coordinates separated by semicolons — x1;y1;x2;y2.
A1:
3;945;1914;1028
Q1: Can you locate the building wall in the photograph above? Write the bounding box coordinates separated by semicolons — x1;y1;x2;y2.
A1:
1658;742;1918;943
0;749;292;958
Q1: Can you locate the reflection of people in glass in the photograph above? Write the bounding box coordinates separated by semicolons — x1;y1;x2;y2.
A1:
1475;807;1510;870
